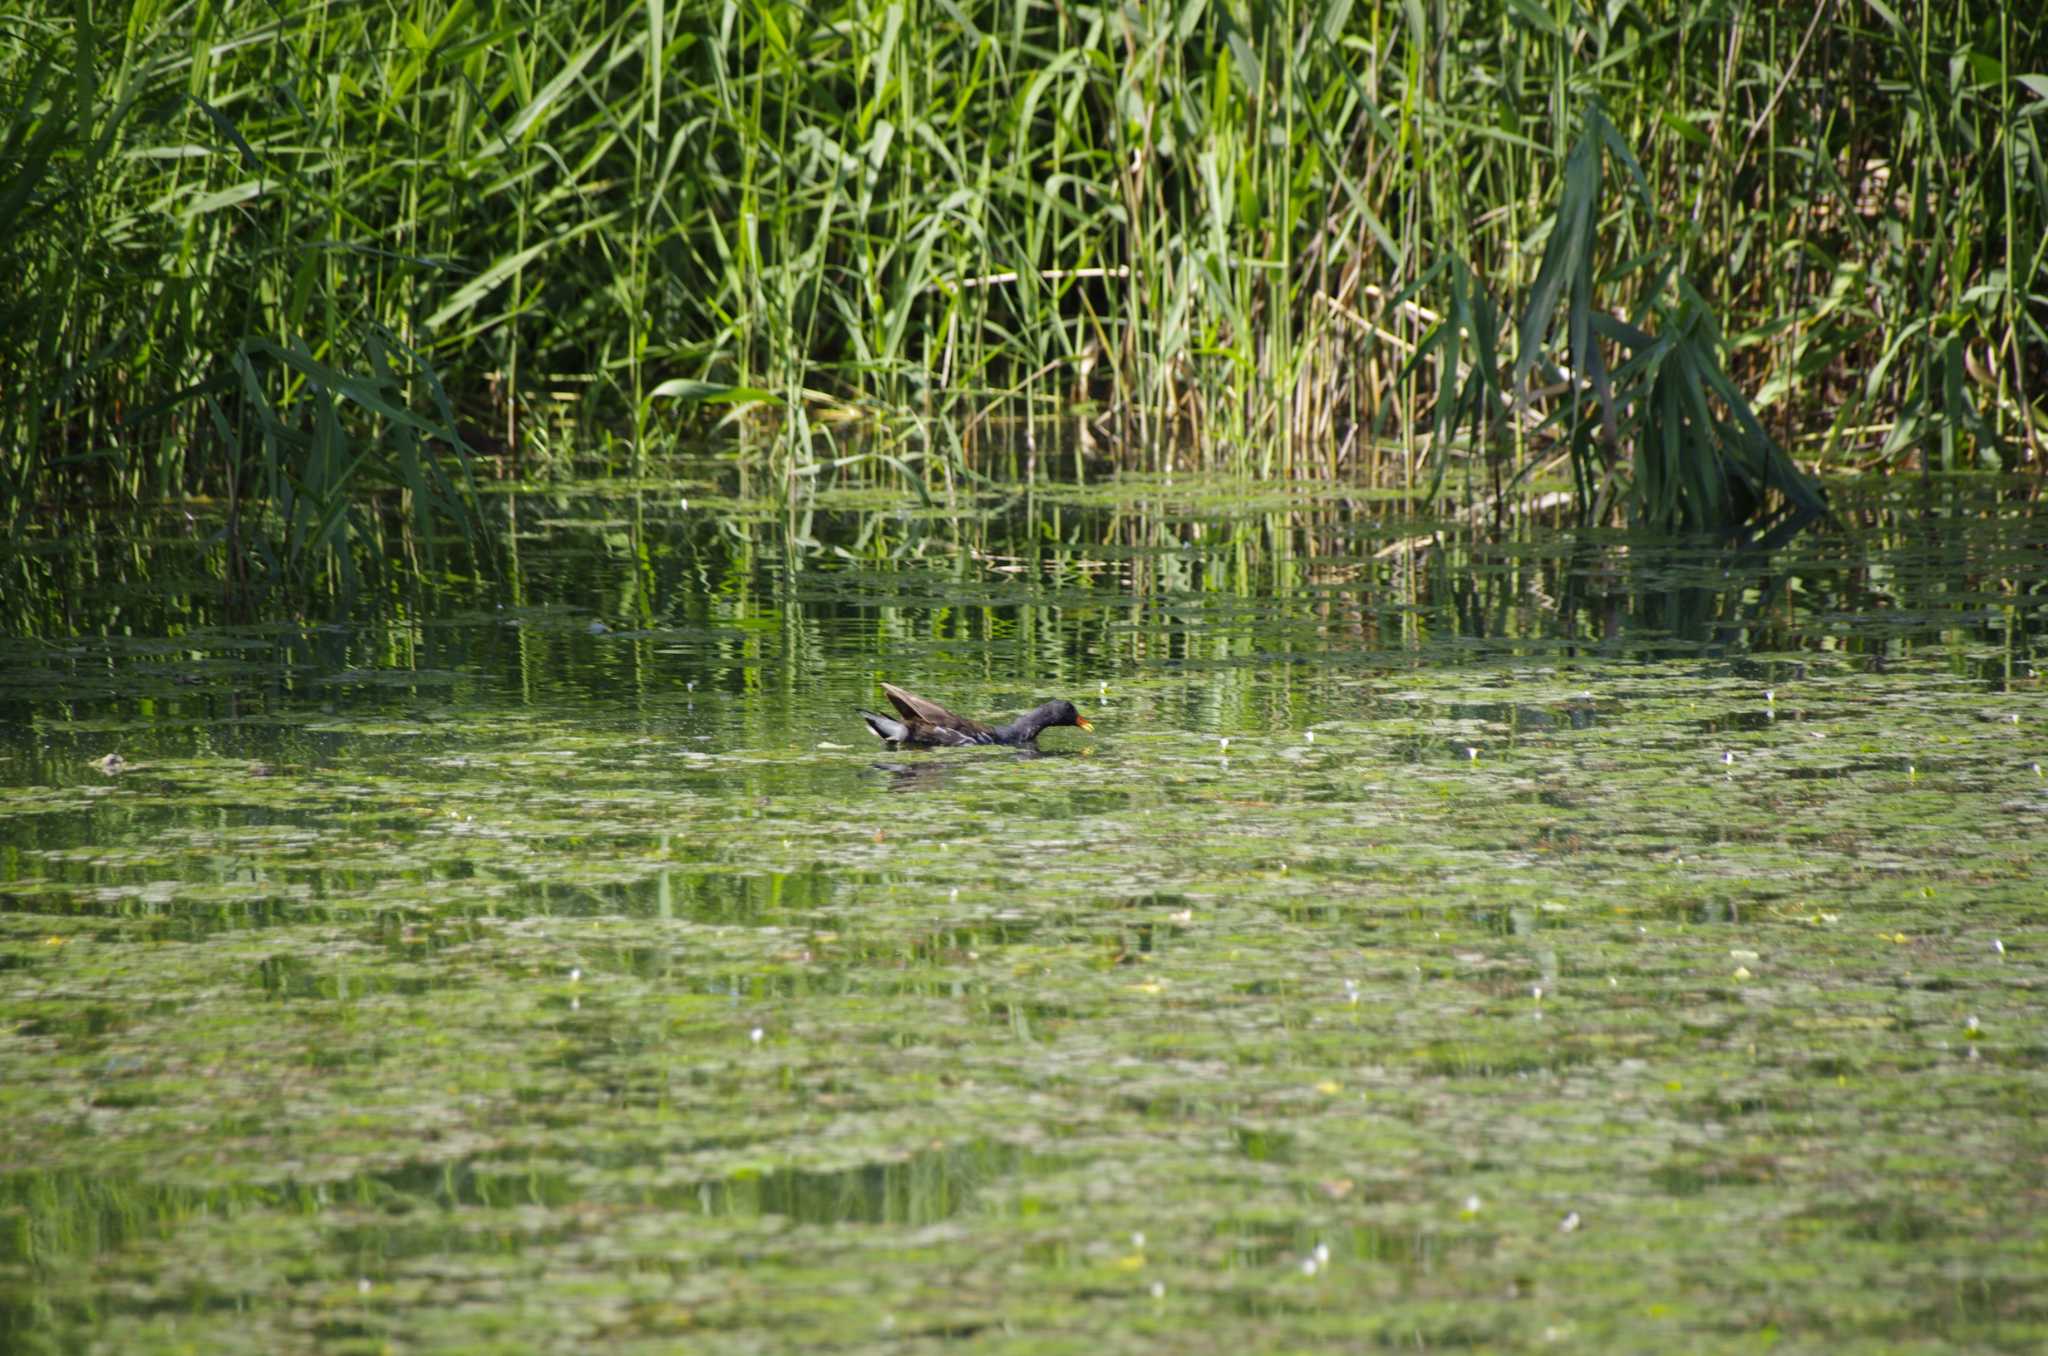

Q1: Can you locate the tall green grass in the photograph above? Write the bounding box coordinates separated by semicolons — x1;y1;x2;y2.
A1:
2;0;2042;584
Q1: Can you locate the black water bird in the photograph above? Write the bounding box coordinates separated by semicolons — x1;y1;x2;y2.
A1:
858;683;1093;749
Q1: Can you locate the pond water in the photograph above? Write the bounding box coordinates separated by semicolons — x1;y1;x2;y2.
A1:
2;473;2045;1352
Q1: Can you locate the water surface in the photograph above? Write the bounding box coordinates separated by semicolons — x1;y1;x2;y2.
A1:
2;474;2044;1351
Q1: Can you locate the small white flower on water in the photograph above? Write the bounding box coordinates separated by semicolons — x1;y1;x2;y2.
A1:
679;497;689;511
749;1027;764;1044
949;888;959;902
687;681;696;692
1343;979;1360;1005
1966;1015;1980;1032
1993;938;2005;956
1313;1242;1330;1264
1305;730;1315;744
1465;746;1479;761
1100;681;1109;695
570;996;580;1012
1300;1257;1319;1276
1559;1211;1581;1233
1131;1231;1145;1248
1722;751;1735;765
569;967;581;983
1764;689;1775;703
358;1277;371;1295
1150;1281;1166;1299
1532;985;1543;1002
1608;977;1618;987
1219;737;1230;751
2010;713;2020;724
1464;1194;1482;1214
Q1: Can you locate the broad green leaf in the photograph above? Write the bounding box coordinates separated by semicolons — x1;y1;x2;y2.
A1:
649;380;782;405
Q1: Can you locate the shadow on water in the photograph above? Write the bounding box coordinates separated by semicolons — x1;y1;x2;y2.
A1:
311;1137;1056;1227
0;1137;1064;1336
0;1142;1054;1245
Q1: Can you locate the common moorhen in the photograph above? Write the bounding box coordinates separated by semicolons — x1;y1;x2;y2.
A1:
859;683;1093;749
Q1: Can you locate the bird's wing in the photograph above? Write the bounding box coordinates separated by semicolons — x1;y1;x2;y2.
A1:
882;684;999;741
882;683;956;724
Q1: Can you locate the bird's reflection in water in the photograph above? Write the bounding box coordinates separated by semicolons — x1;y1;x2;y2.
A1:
869;748;1076;793
868;759;957;792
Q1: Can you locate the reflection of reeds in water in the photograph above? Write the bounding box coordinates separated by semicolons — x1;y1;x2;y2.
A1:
7;477;2033;684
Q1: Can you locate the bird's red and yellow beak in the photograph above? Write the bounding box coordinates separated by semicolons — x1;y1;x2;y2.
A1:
1076;715;1094;731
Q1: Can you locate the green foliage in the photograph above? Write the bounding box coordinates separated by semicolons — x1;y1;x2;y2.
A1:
1;0;2042;559
220;328;491;605
1414;104;1830;535
0;1;495;606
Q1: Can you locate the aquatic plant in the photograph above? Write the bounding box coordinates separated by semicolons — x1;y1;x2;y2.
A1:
1408;105;1831;537
1;0;2039;573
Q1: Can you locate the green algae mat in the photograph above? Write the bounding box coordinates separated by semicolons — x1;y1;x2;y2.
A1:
3;477;2044;1352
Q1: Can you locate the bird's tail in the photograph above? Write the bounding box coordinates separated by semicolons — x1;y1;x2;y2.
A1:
859;709;908;742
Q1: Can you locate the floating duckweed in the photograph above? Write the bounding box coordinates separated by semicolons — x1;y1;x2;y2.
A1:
0;478;2041;1352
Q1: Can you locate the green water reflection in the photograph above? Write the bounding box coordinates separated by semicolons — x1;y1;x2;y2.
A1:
1;474;2044;1352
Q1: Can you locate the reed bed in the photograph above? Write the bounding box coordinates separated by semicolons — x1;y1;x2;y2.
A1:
3;0;2042;578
